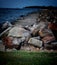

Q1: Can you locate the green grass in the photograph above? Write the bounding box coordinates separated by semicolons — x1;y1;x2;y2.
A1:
0;51;57;65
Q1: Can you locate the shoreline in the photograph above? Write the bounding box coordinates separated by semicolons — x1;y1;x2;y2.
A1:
14;11;40;26
0;9;57;52
14;9;57;26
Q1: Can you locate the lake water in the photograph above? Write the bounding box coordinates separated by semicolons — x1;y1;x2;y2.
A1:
0;8;41;34
0;8;41;24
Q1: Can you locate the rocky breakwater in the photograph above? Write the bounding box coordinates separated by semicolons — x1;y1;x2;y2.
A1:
1;9;57;51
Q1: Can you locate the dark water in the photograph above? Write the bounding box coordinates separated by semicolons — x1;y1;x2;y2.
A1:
0;8;40;24
0;8;41;34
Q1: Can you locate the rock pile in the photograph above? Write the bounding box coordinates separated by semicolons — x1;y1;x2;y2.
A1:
1;9;57;51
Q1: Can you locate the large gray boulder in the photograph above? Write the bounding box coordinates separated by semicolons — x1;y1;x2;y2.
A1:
8;26;30;38
28;38;43;48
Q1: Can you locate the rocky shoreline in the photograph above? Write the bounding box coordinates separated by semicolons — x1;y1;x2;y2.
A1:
0;9;57;52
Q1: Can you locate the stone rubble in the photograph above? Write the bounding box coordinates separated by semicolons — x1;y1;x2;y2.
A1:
0;9;57;51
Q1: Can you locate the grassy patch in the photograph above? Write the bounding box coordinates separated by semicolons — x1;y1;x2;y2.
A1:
0;51;57;65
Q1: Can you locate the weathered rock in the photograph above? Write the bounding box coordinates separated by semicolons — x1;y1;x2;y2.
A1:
30;23;38;31
32;36;41;40
28;38;43;48
36;22;48;30
12;37;25;45
44;44;53;50
2;21;12;29
48;23;57;40
2;36;25;49
51;42;57;49
30;22;51;37
48;23;57;30
2;36;12;46
8;26;30;38
31;29;39;37
39;28;53;37
42;35;55;44
44;42;57;50
2;26;31;49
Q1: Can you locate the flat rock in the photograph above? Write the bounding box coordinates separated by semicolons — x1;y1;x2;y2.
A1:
28;38;43;47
